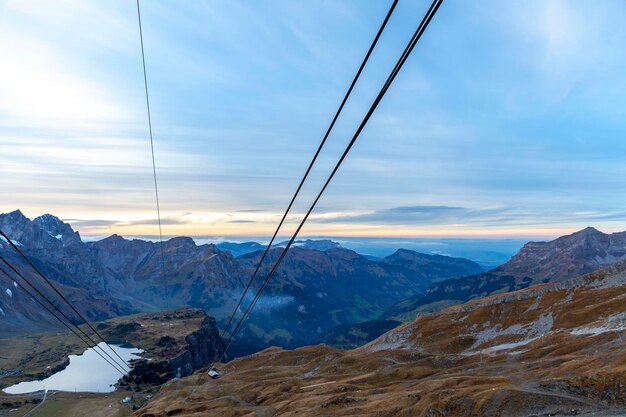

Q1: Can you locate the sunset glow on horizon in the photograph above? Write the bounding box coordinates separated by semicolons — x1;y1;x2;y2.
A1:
2;1;626;241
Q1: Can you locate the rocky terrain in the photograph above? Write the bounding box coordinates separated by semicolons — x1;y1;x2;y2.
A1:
134;261;626;417
383;227;626;321
0;308;223;390
321;319;402;349
0;210;482;350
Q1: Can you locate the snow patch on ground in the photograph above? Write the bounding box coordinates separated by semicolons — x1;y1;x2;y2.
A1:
13;282;17;288
0;237;21;247
480;337;540;354
525;297;541;312
0;237;23;248
454;315;469;322
571;326;626;336
0;306;4;317
5;289;12;298
467;312;553;353
571;312;626;336
470;323;524;348
55;234;63;240
303;364;321;378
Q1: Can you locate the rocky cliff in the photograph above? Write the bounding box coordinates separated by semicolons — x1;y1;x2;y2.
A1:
0;308;224;392
168;315;225;377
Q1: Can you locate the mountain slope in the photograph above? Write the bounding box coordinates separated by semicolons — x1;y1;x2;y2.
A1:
383;227;626;321
136;261;626;417
382;249;483;282
321;319;402;349
495;226;626;282
382;272;530;321
234;247;482;347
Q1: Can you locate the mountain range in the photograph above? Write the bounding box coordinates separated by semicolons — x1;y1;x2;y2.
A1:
0;210;482;350
217;239;343;257
1;210;625;416
2;209;625;354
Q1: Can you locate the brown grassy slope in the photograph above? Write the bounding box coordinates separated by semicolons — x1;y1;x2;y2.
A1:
135;263;626;417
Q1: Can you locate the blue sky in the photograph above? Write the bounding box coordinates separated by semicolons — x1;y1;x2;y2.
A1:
1;0;626;239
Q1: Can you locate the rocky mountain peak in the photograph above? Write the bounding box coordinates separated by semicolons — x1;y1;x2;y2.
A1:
0;210;30;233
277;239;342;251
386;249;428;261
578;226;602;235
559;226;606;245
167;236;196;247
94;233;130;248
5;209;26;220
32;213;82;246
495;226;626;282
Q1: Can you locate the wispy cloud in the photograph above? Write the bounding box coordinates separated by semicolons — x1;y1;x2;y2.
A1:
1;1;626;239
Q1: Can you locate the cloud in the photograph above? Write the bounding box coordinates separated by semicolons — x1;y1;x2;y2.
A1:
0;3;137;130
310;205;626;229
314;205;503;226
64;219;118;228
2;1;626;239
65;216;190;229
122;218;191;226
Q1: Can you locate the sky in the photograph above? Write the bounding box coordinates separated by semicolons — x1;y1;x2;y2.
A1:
1;0;626;240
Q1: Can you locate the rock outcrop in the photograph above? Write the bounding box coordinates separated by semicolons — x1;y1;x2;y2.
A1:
168;316;225;377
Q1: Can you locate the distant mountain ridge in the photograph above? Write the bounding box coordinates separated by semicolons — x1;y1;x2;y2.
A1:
216;241;265;257
0;210;482;350
216;239;342;257
382;248;483;283
383;226;626;320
